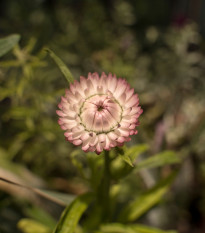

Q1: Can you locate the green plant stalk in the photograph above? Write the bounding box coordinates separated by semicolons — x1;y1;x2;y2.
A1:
104;150;110;219
98;150;111;222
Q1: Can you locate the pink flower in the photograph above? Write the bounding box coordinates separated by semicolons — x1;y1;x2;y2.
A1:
57;72;143;154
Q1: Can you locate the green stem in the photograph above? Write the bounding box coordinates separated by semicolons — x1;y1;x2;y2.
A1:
103;150;110;208
99;150;111;222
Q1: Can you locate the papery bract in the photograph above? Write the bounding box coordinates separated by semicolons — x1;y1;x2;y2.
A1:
57;72;143;154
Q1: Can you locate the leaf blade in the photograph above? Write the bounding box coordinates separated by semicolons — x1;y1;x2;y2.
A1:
0;176;75;206
53;193;93;233
135;151;181;171
45;48;74;84
0;34;20;57
131;224;177;233
18;218;51;233
117;173;177;222
120;144;149;167
97;223;177;233
98;223;139;233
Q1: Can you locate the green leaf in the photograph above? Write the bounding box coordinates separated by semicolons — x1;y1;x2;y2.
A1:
39;189;75;206
130;224;177;233
0;34;20;57
96;223;177;233
45;48;74;84
118;172;176;222
111;144;149;179
18;218;51;233
0;176;75;206
135;151;181;171
1;144;75;208
120;152;133;167
53;193;93;233
120;144;149;167
25;206;56;229
97;223;139;233
128;144;149;161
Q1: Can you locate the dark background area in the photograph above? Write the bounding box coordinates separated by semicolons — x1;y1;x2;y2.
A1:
0;1;205;233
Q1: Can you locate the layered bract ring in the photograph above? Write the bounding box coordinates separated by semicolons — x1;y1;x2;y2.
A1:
57;72;143;154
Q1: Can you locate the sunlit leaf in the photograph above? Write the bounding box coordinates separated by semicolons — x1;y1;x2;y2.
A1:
118;172;177;222
130;224;177;233
96;223;176;233
135;151;181;171
97;223;139;233
0;34;20;57
53;192;93;233
18;218;51;233
45;48;74;84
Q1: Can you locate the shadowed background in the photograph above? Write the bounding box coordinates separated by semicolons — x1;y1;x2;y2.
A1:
0;1;205;233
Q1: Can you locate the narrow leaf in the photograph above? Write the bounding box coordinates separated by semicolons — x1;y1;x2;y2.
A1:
135;151;181;171
0;177;75;206
120;153;133;167
53;193;93;233
97;223;176;233
128;144;149;161
25;206;56;229
131;224;177;233
120;144;149;167
18;218;51;233
118;173;176;222
45;48;74;84
0;34;20;57
98;223;139;233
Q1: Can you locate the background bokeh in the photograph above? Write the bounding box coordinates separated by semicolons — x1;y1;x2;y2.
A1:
0;0;205;233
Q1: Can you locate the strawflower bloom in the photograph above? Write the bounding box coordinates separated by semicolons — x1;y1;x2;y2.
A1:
57;72;143;154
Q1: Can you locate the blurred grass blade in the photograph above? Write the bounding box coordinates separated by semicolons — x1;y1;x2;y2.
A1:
0;34;20;57
53;193;93;233
118;172;177;222
25;206;57;229
135;150;181;171
37;189;75;206
0;177;75;206
97;223;176;233
45;48;74;84
97;223;139;233
131;224;177;233
18;218;52;233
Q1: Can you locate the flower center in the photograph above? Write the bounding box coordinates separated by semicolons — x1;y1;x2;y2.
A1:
97;104;104;112
79;94;122;134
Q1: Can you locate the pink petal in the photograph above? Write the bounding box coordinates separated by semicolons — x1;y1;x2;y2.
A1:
57;72;142;154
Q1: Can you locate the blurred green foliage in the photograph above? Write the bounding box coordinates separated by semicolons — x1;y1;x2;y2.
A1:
0;0;205;233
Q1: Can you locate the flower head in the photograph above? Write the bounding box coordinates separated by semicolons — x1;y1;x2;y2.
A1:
57;72;143;154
